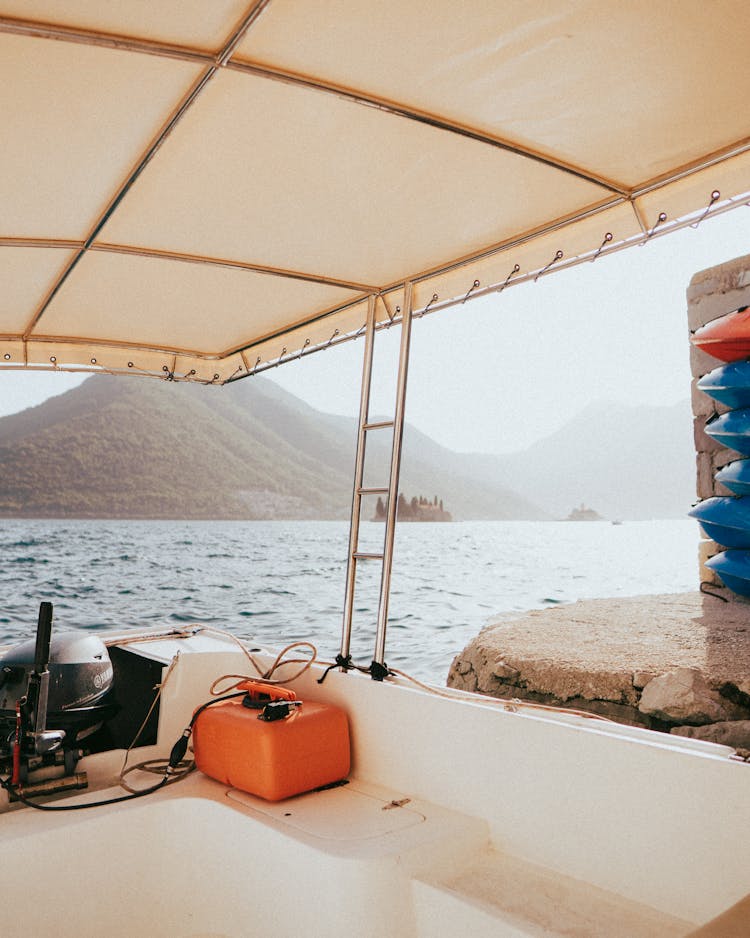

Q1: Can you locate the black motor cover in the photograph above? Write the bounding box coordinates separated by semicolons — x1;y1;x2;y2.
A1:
0;632;116;742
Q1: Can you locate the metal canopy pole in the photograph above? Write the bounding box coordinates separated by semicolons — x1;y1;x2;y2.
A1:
337;285;413;681
339;295;377;662
372;281;413;677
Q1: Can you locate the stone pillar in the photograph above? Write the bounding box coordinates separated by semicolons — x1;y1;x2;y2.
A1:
688;254;750;586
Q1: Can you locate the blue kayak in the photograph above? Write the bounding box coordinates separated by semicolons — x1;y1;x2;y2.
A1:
704;409;750;455
688;496;750;548
698;361;750;409
715;459;750;496
705;550;750;597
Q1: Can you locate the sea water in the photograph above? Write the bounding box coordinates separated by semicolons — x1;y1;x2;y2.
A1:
0;519;698;682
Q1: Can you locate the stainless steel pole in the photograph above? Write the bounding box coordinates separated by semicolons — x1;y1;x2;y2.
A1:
373;282;413;672
340;295;377;661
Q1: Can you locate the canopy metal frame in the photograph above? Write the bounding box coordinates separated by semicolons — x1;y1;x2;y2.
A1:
1;4;749;383
1;2;749;671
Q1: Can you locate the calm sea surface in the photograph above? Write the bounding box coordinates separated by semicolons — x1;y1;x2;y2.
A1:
0;519;698;682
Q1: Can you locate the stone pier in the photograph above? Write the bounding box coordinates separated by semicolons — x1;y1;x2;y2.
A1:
448;256;750;750
447;592;750;751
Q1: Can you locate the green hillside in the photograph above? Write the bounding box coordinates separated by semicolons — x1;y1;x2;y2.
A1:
0;375;545;520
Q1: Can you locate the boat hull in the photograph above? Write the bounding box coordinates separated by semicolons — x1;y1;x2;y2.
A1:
688;495;750;548
697;361;750;409
715;459;750;495
706;549;750;597
704;409;750;455
0;628;745;936
691;306;750;362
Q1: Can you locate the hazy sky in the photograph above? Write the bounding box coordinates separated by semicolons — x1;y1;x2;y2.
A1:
1;209;747;454
270;209;749;452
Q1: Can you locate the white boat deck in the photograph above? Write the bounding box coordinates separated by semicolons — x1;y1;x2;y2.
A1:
0;769;697;938
0;630;747;937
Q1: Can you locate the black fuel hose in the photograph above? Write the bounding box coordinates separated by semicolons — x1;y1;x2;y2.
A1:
0;690;247;812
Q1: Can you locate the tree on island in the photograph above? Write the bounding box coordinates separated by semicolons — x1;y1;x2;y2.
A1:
371;492;452;522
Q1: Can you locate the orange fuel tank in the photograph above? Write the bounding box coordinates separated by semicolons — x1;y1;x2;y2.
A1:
192;680;350;801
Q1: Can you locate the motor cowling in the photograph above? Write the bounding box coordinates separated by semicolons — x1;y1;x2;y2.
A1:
0;632;116;751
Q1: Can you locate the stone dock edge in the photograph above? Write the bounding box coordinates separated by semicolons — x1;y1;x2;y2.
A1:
447;592;750;753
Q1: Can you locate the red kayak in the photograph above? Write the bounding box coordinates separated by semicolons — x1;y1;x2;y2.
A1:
691;306;750;362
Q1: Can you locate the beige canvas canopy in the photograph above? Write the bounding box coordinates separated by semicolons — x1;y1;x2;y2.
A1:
1;1;749;383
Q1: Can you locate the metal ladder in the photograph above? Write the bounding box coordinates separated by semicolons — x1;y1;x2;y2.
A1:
339;285;414;680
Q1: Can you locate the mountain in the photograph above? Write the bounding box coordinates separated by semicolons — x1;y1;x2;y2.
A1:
0;375;545;520
492;399;695;520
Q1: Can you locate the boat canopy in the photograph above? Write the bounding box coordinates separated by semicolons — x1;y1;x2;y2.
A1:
1;1;749;383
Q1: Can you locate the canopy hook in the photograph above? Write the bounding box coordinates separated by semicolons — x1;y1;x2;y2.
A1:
296;338;312;360
690;190;721;229
162;364;175;381
534;250;563;282
497;264;520;294
591;232;613;262
644;211;667;241
462;280;480;304
422;293;439;316
252;356;262;375
326;329;340;347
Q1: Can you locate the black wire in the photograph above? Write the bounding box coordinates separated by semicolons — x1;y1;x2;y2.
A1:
0;772;169;812
189;691;246;729
700;581;729;602
0;690;249;813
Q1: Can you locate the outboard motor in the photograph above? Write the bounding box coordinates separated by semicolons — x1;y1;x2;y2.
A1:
0;603;117;798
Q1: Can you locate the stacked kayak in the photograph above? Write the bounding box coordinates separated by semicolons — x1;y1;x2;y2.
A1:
697;360;750;409
691;313;750;596
715;458;750;495
691;305;750;362
703;408;750;454
688;496;750;548
705;551;750;597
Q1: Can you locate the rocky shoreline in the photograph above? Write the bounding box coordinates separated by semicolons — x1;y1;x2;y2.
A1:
447;592;750;753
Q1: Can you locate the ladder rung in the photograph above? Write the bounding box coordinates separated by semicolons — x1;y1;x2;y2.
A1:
357;487;389;495
353;552;384;560
363;420;394;431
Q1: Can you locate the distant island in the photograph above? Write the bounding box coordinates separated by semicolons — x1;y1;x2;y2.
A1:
373;494;452;522
565;503;603;522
